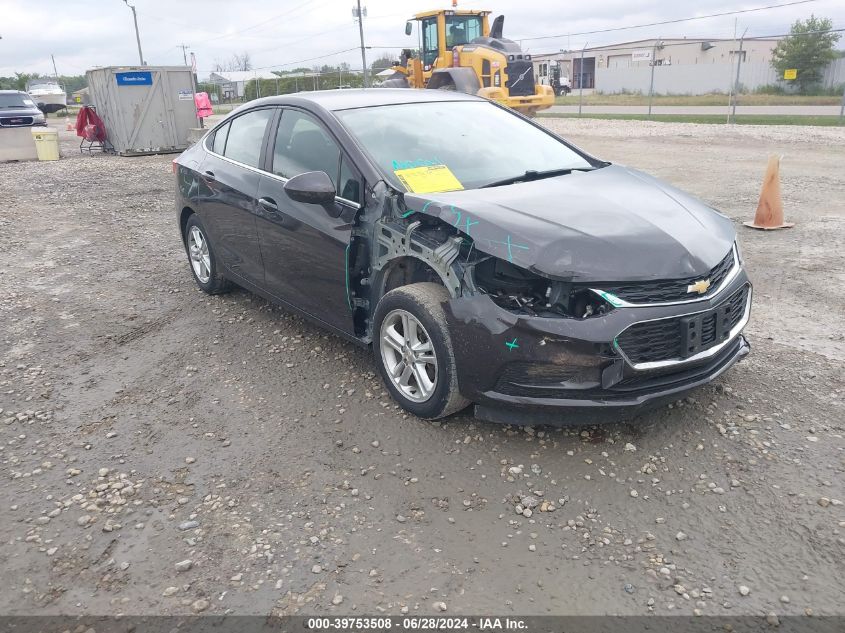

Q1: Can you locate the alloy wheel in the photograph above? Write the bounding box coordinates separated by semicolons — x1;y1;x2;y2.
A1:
379;309;438;402
188;225;211;284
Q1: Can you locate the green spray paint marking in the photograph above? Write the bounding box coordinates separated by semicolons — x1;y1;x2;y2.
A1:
485;236;530;263
402;201;434;219
505;338;519;351
449;205;461;227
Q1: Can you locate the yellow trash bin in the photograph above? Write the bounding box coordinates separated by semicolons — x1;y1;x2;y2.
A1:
30;127;60;161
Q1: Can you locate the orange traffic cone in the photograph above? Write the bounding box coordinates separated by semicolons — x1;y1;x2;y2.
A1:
744;155;794;230
65;118;73;131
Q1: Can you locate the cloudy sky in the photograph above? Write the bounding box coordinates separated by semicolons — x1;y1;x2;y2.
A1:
2;0;843;77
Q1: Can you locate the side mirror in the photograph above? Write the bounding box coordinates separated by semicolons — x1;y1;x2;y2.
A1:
284;171;336;206
405;21;413;36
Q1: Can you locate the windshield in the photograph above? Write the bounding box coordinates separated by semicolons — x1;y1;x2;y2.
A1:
335;100;596;192
0;93;35;109
445;15;483;48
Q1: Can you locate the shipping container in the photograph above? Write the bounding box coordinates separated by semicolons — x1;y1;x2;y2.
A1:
86;66;199;156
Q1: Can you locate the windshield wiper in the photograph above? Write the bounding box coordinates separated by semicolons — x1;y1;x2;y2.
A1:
480;166;597;189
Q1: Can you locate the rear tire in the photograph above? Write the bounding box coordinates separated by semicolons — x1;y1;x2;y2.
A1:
184;215;232;295
373;283;469;419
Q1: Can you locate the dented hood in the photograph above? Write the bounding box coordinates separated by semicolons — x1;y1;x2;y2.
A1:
403;164;736;283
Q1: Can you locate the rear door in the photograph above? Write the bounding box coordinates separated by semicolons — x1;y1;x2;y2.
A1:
199;107;275;287
254;107;363;334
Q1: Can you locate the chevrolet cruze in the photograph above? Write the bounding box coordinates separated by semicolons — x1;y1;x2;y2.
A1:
174;90;751;423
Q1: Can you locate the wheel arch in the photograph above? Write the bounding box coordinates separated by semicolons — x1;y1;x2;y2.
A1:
370;220;464;310
427;68;481;94
179;206;195;244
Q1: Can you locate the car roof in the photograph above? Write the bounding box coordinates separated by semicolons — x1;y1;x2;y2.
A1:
0;90;27;95
248;88;483;111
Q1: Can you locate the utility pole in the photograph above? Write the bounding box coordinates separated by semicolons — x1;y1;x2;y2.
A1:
647;38;659;117
123;0;145;66
839;78;845;123
729;28;748;124
578;42;587;116
354;0;369;88
178;44;190;66
726;18;737;123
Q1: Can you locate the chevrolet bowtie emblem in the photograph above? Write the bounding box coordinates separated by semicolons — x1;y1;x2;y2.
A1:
687;278;711;294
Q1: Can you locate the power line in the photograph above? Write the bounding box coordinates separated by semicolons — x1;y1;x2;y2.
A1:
198;46;361;73
191;0;329;45
517;0;819;43
246;23;356;58
580;28;845;55
531;26;844;55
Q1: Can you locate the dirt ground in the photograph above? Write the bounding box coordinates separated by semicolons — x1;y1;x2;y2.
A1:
1;120;843;619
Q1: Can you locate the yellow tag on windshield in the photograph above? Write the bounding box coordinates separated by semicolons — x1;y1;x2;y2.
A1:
394;164;464;194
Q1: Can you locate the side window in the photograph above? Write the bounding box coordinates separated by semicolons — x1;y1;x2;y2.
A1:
422;18;438;66
272;110;340;186
211;122;229;154
338;156;362;203
222;109;273;168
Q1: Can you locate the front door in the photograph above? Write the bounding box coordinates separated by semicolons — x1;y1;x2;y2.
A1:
255;108;363;334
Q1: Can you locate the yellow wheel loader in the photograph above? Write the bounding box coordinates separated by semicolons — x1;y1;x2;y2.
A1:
381;9;555;116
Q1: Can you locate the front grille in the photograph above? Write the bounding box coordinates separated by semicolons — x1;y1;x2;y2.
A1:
600;248;735;304
1;116;34;127
613;336;744;392
506;60;535;97
616;284;749;365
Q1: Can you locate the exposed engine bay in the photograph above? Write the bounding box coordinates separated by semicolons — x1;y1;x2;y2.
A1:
473;256;613;319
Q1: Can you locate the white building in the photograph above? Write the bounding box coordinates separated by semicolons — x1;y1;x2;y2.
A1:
533;37;786;94
204;71;283;99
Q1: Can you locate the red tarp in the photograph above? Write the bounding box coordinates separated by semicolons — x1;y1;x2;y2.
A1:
75;106;107;142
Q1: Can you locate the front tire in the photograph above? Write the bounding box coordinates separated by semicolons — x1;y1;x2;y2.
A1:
373;283;469;419
184;214;232;294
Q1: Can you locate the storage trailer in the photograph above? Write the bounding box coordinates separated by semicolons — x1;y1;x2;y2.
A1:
86;66;199;156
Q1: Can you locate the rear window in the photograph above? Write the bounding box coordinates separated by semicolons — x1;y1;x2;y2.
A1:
222;109;273;168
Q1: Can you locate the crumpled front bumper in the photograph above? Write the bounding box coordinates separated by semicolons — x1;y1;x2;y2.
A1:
444;271;752;425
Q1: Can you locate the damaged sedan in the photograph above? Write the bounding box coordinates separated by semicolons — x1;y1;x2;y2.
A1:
174;89;751;423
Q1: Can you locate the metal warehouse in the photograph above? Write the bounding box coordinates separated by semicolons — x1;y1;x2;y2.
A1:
533;36;845;94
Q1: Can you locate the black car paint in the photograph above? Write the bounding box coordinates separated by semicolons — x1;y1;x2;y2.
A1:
403;165;735;283
175;90;750;422
178;98;378;340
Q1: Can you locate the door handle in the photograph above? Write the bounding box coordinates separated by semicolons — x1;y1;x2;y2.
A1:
259;197;279;213
202;170;215;182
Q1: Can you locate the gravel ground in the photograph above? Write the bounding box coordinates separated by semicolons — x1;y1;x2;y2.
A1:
1;121;843;618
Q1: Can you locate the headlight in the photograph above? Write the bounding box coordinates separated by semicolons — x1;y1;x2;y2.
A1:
33;113;46;123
